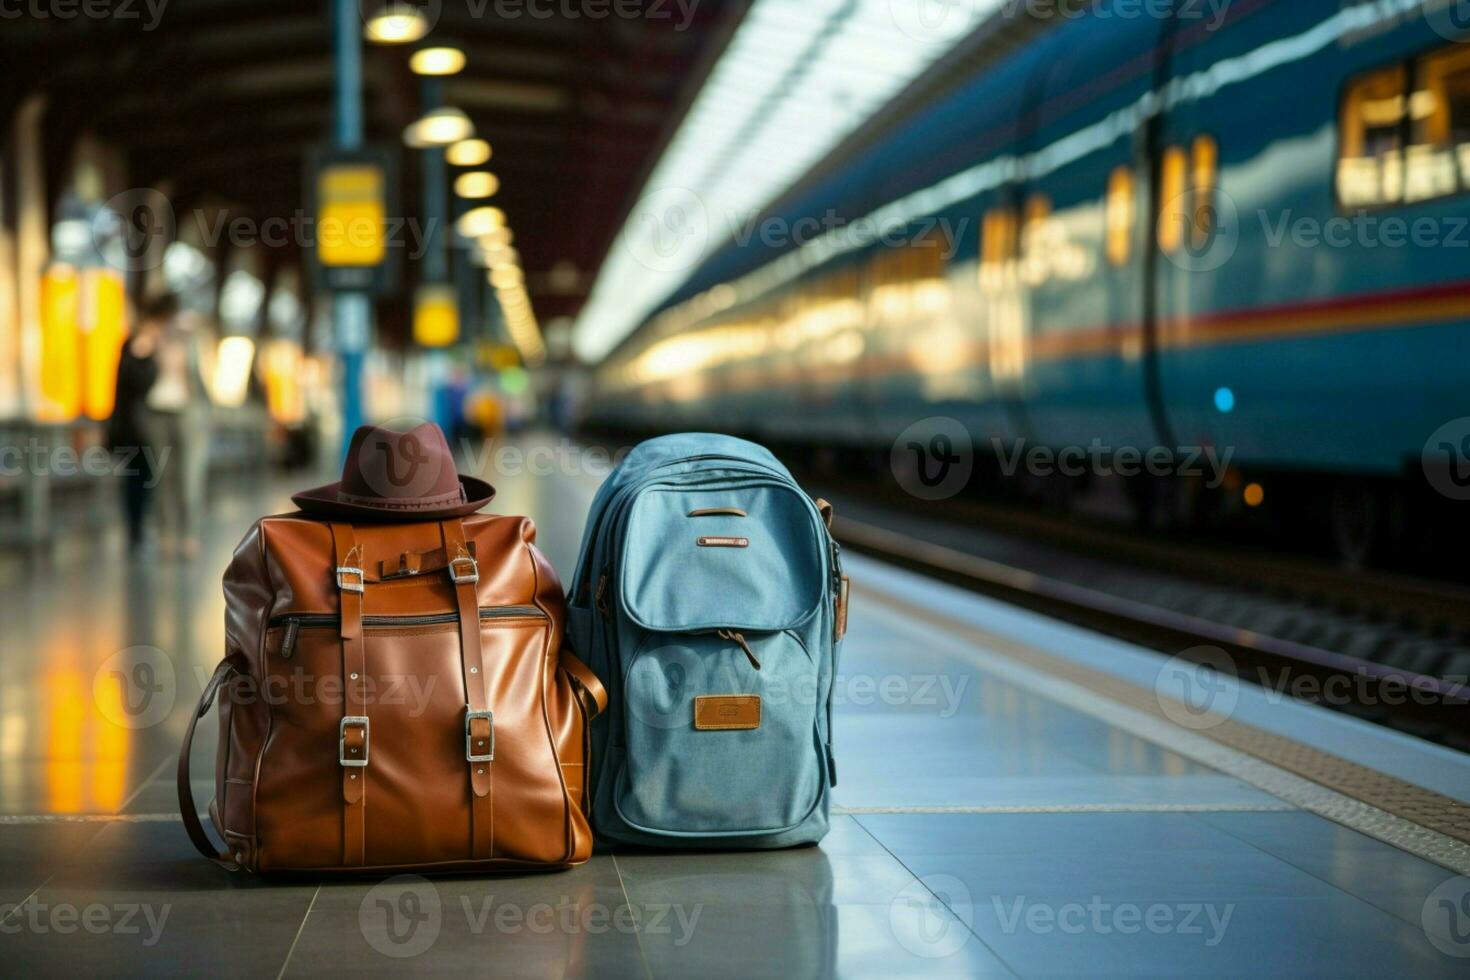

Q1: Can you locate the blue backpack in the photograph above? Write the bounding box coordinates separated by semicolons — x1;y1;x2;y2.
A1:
567;433;848;848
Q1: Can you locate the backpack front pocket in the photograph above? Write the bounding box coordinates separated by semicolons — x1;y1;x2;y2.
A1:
615;628;824;837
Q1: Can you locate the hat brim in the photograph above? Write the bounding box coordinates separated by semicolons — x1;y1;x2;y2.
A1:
290;475;496;522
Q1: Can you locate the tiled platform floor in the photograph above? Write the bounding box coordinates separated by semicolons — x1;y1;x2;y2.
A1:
1;435;1466;977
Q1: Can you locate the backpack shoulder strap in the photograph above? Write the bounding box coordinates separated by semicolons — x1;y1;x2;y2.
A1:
177;659;240;868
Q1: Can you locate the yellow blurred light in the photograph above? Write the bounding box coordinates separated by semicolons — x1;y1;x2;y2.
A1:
485;246;519;269
479;227;513;251
454;171;500;199
211;336;256;408
446;138;492;166
1243;483;1265;508
410;46;466;76
38;264;81;422
410;107;474;147
82;268;126;421
456;206;506;238
365;5;429;43
414;284;460;348
490;265;524;289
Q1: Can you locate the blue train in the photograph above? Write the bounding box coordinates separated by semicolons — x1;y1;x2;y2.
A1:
587;0;1470;560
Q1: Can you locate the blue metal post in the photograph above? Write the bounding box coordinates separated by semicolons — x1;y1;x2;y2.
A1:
333;0;369;456
420;75;455;436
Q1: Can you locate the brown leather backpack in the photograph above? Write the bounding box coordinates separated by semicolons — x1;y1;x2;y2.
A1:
177;513;606;873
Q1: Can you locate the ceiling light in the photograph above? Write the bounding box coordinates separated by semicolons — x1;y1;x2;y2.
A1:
446;138;492;166
456;206;506;238
454;172;500;199
485;246;519;269
490;265;524;289
410;47;466;76
364;4;430;44
478;227;513;249
408;107;474;147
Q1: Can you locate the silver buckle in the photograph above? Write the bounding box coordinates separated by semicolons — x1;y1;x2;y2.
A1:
449;555;479;585
339;716;370;767
336;565;365;594
465;709;494;762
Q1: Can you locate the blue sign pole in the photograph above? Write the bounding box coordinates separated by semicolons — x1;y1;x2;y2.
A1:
332;0;370;457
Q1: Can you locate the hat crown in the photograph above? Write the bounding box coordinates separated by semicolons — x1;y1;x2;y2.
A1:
338;423;464;507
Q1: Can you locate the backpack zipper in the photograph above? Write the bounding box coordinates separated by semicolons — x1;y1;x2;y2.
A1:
273;606;547;659
716;629;761;670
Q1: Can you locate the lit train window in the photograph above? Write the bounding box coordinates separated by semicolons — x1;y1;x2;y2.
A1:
1338;64;1408;207
1408;43;1470;202
1338;45;1470;208
978;206;1017;291
1157;146;1188;253
1020;194;1052;286
1106;166;1136;266
1190;135;1218;252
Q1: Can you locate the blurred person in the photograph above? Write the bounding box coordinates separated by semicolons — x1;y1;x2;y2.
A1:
108;297;168;551
146;302;211;560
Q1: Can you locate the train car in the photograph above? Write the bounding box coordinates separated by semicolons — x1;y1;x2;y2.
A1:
589;0;1470;563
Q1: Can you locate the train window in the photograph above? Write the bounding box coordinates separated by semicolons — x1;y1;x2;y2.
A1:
1339;44;1470;208
1407;43;1470;202
1020;195;1052;286
979;206;1016;291
1157;145;1188;253
1190;135;1219;252
1106;166;1135;266
1338;64;1407;207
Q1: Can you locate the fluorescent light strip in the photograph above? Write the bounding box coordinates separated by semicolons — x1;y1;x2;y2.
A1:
609;0;1426;357
573;0;1002;362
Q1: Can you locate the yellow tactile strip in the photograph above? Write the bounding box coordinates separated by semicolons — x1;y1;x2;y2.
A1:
858;585;1470;846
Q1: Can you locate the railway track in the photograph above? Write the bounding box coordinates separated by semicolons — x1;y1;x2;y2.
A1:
821;494;1470;749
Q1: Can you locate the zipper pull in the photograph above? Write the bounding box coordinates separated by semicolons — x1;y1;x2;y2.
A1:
594;570;610;618
718;629;761;670
281;619;300;660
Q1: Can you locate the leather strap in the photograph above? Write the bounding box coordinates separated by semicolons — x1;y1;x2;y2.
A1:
177;659;240;869
815;497;834;530
561;648;607;718
329;522;368;867
440;518;494;860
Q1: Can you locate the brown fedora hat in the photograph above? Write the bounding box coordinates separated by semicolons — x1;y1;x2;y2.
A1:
292;422;495;521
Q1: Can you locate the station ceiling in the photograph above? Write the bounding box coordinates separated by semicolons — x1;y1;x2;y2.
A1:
3;0;747;328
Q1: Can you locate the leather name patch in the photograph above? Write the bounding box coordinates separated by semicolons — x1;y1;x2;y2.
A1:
696;536;748;548
693;695;761;730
